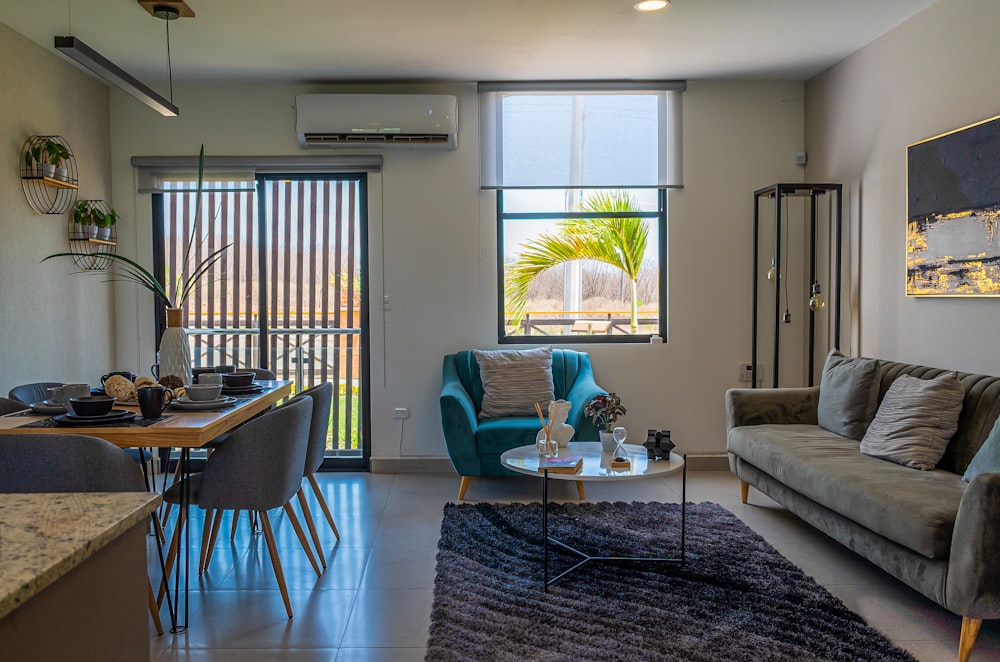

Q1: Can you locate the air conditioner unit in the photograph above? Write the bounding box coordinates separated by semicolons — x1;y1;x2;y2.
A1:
295;94;458;149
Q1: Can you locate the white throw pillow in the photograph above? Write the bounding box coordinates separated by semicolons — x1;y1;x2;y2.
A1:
860;372;965;470
473;346;555;419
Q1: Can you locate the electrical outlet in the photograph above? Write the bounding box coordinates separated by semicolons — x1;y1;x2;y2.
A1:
392;407;409;419
738;363;763;383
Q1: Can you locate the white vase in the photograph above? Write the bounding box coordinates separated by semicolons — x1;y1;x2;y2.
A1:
97;226;112;241
600;430;616;452
159;308;192;386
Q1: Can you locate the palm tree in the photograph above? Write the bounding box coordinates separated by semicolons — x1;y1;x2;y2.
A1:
505;190;648;333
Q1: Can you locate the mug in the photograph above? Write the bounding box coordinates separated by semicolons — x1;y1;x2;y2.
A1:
150;363;159;380
191;367;216;383
198;373;223;385
102;371;137;385
46;386;65;405
62;384;91;414
138;385;173;419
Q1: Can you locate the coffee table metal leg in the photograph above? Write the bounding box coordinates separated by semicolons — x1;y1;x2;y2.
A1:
681;453;687;566
542;470;549;590
540;454;689;588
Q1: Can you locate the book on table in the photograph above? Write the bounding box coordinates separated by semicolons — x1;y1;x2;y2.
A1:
538;456;583;474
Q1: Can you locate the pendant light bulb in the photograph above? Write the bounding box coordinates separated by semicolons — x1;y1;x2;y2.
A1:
766;257;779;284
808;281;826;312
782;309;791;324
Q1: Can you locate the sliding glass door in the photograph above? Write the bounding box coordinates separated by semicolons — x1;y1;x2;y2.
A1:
153;173;369;468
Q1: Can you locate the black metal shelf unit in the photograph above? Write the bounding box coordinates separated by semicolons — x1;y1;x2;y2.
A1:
752;183;843;388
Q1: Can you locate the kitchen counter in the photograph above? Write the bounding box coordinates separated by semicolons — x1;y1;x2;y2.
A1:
0;492;160;660
0;492;160;619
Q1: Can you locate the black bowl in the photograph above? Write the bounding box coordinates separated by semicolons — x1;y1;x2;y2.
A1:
222;372;255;387
68;396;116;417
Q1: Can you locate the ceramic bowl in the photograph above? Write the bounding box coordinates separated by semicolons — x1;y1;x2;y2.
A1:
68;395;116;417
183;384;223;402
222;372;255;387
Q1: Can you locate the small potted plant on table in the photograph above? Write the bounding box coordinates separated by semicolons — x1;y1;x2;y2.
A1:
585;392;626;451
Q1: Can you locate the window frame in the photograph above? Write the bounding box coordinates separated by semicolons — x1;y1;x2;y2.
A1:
496;187;668;345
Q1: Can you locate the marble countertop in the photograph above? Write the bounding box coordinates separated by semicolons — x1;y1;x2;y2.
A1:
0;492;160;621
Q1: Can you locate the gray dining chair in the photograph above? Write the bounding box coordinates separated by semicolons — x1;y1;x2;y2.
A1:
296;382;338;559
162;396;314;618
0;396;28;415
8;381;63;406
209;382;335;571
0;433;164;635
246;368;276;380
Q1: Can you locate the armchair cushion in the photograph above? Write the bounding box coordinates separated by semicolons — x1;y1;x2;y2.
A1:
473;345;554;419
476;417;546;454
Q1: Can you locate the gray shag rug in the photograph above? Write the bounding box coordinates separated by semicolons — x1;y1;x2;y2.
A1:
426;501;917;662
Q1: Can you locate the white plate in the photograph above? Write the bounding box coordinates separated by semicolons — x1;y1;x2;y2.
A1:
170;396;238;411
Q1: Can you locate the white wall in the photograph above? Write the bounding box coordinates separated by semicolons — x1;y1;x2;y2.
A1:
0;21;114;395
805;0;1000;375
109;79;805;463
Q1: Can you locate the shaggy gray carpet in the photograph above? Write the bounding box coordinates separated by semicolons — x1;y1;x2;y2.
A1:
426;501;917;662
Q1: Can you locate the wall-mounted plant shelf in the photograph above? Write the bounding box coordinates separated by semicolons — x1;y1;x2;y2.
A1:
68;200;118;270
20;135;78;214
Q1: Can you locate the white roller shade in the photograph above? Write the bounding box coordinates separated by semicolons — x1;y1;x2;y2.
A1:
479;81;685;189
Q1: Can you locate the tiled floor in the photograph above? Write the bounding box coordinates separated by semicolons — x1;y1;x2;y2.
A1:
148;470;999;661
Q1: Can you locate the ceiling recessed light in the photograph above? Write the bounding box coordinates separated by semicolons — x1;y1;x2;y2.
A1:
634;0;669;11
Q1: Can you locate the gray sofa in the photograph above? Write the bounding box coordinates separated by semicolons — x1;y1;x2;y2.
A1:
726;359;1000;662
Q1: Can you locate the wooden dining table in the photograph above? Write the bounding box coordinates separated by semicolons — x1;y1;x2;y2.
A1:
0;379;294;632
0;380;293;449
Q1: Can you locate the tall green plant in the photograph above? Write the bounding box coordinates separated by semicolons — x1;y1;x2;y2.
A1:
505;190;648;332
43;145;230;309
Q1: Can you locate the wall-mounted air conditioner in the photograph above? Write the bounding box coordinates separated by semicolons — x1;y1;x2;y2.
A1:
295;94;458;149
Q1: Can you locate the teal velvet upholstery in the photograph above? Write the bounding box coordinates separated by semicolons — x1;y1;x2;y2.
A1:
441;349;605;478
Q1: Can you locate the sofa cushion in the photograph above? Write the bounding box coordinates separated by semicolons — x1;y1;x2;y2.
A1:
473;346;554;419
817;350;880;440
728;424;966;559
963;416;1000;481
476;417;545;454
860;372;965;470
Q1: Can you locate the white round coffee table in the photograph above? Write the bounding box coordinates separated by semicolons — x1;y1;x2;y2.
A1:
500;441;687;589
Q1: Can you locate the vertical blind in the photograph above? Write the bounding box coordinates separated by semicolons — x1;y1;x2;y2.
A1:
479;81;686;190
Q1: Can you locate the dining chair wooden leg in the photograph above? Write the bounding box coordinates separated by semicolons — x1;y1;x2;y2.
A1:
307;473;340;539
575;481;585;500
147;577;163;636
259;510;293;619
230;509;241;541
157;505;186;607
161;459;184;522
282;502;321;577
198;509;215;575
152;510;167;545
202;510;224;573
296;487;326;568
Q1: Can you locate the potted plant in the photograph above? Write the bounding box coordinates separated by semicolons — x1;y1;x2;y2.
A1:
45;145;229;386
46;140;72;181
27;138;72;179
71;201;91;239
95;207;119;241
584;392;626;451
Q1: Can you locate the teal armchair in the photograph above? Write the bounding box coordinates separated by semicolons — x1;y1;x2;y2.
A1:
440;349;606;499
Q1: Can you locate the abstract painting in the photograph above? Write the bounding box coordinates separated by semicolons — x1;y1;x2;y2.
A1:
907;114;1000;296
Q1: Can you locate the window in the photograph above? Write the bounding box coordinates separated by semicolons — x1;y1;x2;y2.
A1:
480;82;684;343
